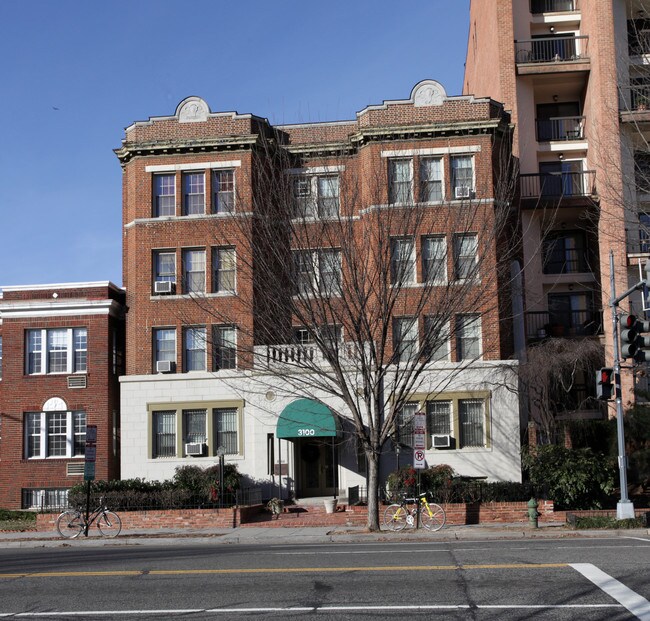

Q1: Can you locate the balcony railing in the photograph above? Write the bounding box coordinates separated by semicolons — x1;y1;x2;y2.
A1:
542;247;592;274
525;310;602;340
619;85;650;112
530;0;578;13
536;116;585;142
515;36;589;64
520;171;596;200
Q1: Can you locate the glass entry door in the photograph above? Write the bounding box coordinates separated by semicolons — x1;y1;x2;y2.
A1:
297;438;337;497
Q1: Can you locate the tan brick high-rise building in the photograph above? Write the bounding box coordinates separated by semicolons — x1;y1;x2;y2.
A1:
464;0;650;428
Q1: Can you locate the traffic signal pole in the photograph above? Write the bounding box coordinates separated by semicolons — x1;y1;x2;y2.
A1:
609;251;639;520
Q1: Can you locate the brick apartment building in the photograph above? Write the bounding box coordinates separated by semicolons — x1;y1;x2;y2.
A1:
116;80;522;498
464;0;650;430
0;283;126;509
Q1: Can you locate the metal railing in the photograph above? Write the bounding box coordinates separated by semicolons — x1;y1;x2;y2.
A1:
530;0;577;13
536;116;585;141
515;36;589;64
542;247;591;274
619;85;650;112
520;171;596;199
524;310;603;339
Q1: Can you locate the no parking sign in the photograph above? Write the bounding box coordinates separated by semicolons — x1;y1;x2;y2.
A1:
413;449;426;469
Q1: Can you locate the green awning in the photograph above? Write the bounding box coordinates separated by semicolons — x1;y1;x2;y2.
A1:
276;399;339;439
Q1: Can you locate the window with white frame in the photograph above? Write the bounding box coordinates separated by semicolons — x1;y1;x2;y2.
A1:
389;159;413;204
451;155;474;198
393;317;418;363
293;175;340;218
456;314;482;361
153;328;176;370
453;233;478;281
213;169;235;213
154;251;176;290
26;328;87;375
152;410;176;458
459;398;485;447
427;400;452;436
25;410;86;459
182;172;205;215
423;315;450;361
183;409;207;447
153;174;175;217
422;235;447;284
391;237;416;285
293;249;342;295
214;407;239;454
182;249;206;294
22;488;69;510
420;157;444;202
396;402;418;447
213;325;236;370
212;247;236;293
184;327;206;372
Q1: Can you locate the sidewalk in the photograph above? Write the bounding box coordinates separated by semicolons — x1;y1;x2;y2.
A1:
1;522;648;548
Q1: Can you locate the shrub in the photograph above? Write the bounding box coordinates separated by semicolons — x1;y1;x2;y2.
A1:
522;445;616;510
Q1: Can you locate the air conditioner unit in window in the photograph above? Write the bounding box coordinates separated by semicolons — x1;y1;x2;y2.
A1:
156;360;176;374
454;186;472;199
154;281;175;294
185;443;206;457
432;434;452;449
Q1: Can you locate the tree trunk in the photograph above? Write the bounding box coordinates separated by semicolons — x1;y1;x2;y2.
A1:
365;451;381;531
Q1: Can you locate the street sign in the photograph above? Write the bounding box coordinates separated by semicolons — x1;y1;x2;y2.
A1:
84;461;96;481
414;434;426;449
84;446;96;462
413;414;426;434
86;425;97;443
413;449;426;469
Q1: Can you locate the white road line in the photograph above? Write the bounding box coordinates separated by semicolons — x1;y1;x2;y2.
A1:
623;537;650;544
571;563;650;620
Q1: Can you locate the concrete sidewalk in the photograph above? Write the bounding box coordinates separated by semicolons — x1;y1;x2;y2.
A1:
1;522;649;548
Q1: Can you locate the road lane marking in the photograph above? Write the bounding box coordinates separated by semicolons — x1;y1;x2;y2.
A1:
571;563;650;620
0;562;568;579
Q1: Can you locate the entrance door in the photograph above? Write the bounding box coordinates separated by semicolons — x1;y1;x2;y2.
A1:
297;438;336;497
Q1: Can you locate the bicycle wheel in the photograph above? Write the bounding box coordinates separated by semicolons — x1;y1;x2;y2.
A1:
383;504;408;531
97;511;122;537
56;510;84;539
420;502;446;532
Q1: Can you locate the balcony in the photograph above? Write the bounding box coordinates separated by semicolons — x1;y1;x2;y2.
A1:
519;170;596;205
542;246;592;275
536;116;585;142
515;36;589;75
525;309;602;341
619;86;650;123
530;0;578;13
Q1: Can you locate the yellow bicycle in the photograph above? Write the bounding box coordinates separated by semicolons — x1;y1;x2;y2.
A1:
383;492;446;532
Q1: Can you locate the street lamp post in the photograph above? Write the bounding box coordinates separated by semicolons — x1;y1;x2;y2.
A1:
216;446;226;508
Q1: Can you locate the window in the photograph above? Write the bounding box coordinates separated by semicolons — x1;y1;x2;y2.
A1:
542;231;588;274
213;325;236;370
427;400;452;436
293;175;340;218
153;251;176;291
451;156;474;197
154;328;176;370
184;327;206;372
182;249;206;294
640;213;650;253
393;317;418;363
183;409;207;446
459;399;485;448
22;488;69;510
212;247;236;293
456;314;482;361
293;325;341;346
154;174;175;217
423;316;450;361
152;411;176;458
396;403;418;447
26;328;88;375
391;237;415;285
213;169;235;213
389;159;413;204
420;157;443;202
182;172;205;215
453;234;478;281
422;236;447;284
293;327;315;345
25;411;86;459
214;408;238;454
293;249;342;295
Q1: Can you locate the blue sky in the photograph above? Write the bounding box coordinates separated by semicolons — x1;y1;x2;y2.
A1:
0;1;470;288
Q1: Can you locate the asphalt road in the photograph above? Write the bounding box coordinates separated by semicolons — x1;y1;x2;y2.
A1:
1;536;649;619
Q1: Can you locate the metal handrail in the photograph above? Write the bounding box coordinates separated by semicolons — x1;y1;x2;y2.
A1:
536;116;585;141
515;36;589;64
519;171;596;199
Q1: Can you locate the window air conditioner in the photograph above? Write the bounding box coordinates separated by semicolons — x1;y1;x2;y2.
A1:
154;281;175;294
432;434;452;449
454;186;472;199
185;443;206;457
156;360;176;373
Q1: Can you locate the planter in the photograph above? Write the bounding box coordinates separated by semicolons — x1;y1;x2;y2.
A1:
323;498;338;513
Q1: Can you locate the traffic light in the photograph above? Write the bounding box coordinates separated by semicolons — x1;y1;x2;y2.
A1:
620;314;650;362
596;367;614;401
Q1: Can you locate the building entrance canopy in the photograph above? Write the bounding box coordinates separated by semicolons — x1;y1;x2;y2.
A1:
276;399;340;439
